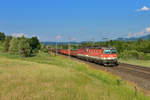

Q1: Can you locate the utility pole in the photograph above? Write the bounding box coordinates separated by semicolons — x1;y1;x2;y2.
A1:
103;38;109;47
55;41;57;56
56;35;62;56
68;37;71;57
91;37;95;48
50;46;53;56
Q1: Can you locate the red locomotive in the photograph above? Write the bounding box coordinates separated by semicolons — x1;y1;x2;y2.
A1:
59;47;118;66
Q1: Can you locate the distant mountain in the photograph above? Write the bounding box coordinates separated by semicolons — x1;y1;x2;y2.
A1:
42;34;150;45
116;34;150;41
140;34;150;40
42;41;96;45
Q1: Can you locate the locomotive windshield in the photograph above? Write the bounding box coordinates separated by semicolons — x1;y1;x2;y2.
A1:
111;49;117;54
104;50;111;54
104;49;117;54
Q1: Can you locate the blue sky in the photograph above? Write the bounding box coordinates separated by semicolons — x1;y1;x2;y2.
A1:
0;0;150;42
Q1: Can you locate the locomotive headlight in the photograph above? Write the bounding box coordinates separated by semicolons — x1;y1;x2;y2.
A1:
102;57;108;60
102;57;117;60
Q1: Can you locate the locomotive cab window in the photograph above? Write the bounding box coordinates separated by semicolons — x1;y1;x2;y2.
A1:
104;50;111;54
111;49;117;54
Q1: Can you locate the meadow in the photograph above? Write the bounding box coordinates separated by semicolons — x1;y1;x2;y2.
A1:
0;51;149;100
119;59;150;68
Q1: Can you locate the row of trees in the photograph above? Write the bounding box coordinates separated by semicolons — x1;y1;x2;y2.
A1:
0;32;47;57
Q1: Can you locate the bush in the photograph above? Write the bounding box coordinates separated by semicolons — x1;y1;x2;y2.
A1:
0;32;5;41
18;37;31;57
32;48;39;55
9;37;32;57
120;50;140;59
28;37;41;50
120;50;150;60
3;36;12;52
140;53;150;60
9;37;19;54
40;44;48;53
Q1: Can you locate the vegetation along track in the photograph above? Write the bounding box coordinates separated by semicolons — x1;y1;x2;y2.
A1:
59;54;150;92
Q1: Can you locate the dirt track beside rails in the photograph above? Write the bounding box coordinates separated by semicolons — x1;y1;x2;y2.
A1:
60;54;150;94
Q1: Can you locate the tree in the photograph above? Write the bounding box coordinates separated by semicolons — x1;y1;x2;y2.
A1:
28;37;40;50
0;32;5;41
9;37;19;54
137;38;143;45
109;40;113;46
3;36;12;52
18;37;31;57
40;44;48;53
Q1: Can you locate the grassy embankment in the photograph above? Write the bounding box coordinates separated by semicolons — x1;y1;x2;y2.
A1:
0;50;150;100
119;59;150;67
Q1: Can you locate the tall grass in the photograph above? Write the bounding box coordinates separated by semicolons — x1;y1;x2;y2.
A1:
0;52;149;100
119;59;150;68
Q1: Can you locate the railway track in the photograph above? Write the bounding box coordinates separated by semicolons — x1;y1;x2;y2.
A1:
119;63;150;73
116;63;150;80
59;54;150;92
109;64;150;91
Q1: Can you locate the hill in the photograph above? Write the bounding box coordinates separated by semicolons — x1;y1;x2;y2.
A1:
116;34;150;41
42;34;150;45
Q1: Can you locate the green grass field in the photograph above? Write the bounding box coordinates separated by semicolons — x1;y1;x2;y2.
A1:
119;59;150;68
0;52;149;100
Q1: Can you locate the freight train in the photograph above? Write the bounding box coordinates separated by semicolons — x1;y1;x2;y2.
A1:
59;47;118;66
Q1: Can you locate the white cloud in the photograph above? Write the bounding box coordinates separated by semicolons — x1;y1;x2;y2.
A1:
128;27;150;38
137;6;150;12
56;35;62;40
146;27;150;33
71;38;77;41
12;33;27;37
128;32;145;38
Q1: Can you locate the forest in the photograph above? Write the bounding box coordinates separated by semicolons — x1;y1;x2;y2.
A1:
0;32;48;57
